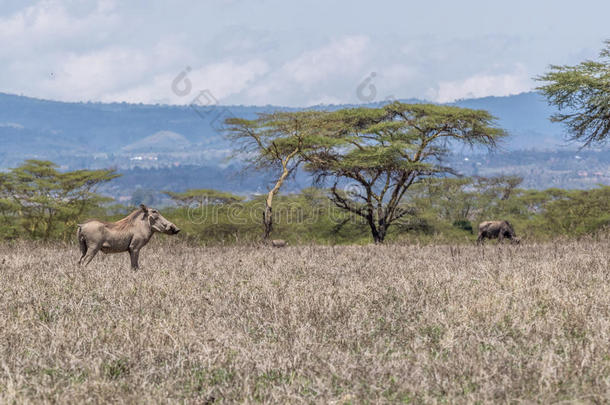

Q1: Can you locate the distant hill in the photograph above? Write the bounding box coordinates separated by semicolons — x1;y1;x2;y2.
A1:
121;130;191;152
1;92;608;198
453;92;570;151
0;91;575;164
0;92;256;166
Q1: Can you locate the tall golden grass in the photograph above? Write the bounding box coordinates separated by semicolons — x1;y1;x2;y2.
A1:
0;238;608;403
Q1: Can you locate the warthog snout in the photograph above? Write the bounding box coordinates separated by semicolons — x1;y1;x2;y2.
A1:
165;224;180;234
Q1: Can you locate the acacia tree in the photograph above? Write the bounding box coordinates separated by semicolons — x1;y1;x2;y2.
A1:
536;40;610;146
0;172;20;239
225;111;326;239
1;160;119;240
306;103;505;243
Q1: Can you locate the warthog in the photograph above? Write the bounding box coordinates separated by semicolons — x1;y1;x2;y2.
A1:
77;204;180;269
270;239;287;248
477;220;520;244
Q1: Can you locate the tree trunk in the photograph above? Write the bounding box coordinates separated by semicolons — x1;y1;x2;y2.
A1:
263;201;273;240
367;215;389;244
372;232;383;244
261;152;297;240
377;222;388;243
367;213;383;244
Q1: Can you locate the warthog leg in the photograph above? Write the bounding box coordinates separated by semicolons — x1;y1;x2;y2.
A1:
129;247;140;270
78;247;87;265
78;240;87;265
80;245;100;267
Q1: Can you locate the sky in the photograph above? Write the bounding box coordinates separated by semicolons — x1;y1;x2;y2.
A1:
0;0;608;107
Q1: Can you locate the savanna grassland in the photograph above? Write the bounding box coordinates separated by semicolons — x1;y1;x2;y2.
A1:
0;238;608;404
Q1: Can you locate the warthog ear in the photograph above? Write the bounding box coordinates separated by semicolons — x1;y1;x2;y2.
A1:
140;204;149;218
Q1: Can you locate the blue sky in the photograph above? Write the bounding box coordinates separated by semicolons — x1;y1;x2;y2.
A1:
0;0;608;106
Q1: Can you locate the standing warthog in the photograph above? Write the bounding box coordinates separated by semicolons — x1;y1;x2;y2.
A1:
77;204;180;269
477;220;520;244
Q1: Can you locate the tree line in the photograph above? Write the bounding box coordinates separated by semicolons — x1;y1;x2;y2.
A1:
1;160;607;244
159;179;609;245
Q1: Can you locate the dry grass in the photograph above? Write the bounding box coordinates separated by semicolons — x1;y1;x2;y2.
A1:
0;238;609;404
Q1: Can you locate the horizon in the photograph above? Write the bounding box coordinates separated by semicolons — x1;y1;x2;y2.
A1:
1;89;541;109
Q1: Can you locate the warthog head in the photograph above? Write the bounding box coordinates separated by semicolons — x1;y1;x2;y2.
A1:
141;204;180;235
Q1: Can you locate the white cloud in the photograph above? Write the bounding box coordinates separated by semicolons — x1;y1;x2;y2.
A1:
283;36;369;86
0;0;118;52
0;122;24;129
431;66;534;103
243;36;372;106
2;1;590;107
96;0;116;13
104;59;269;104
0;0;125;101
0;1;269;103
41;47;149;98
380;64;417;82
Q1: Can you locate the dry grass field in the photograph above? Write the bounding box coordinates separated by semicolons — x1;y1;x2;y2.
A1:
0;238;609;404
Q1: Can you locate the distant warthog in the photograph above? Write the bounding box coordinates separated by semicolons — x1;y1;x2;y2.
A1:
77;204;180;269
270;239;287;248
477;220;520;244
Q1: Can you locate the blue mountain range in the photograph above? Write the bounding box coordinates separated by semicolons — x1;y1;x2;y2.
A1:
0;91;578;167
1;91;607;199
